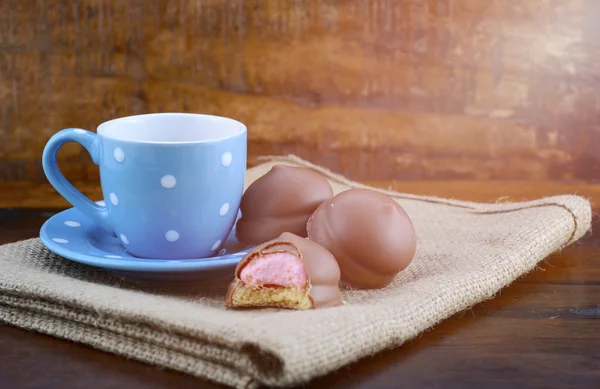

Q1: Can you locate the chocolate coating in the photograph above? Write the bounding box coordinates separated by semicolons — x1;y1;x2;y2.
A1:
307;188;417;289
235;165;333;245
226;232;343;309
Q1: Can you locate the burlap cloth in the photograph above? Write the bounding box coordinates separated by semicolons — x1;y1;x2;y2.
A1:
0;155;592;388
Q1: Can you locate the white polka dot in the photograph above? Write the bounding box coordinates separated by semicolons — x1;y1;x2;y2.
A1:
219;203;230;216
165;230;179;242
161;175;176;188
221;152;232;167
52;238;69;243
120;234;129;245
109;193;118;206
105;254;122;259
113;147;125;163
96;200;106;206
64;221;81;227
211;240;221;251
74;129;86;134
219;248;226;255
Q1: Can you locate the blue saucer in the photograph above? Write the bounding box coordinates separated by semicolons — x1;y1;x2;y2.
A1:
39;201;253;281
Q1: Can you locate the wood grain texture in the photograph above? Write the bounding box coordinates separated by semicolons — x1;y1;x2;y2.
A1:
2;0;600;182
1;180;599;389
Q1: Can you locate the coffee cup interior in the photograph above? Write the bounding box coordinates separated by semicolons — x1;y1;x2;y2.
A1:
97;113;246;143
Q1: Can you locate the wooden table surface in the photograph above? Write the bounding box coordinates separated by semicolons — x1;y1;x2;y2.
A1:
1;181;599;389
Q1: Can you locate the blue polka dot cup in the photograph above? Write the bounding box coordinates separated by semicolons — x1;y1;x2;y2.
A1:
42;112;247;259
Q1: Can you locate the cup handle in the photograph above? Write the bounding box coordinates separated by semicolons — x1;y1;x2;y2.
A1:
42;128;113;233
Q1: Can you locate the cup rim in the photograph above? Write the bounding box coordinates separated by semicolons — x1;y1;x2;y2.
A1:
96;112;247;145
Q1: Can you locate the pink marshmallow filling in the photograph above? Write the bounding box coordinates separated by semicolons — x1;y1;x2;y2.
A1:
240;253;308;288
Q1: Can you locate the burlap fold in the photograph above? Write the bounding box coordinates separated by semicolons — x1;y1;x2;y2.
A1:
0;155;592;388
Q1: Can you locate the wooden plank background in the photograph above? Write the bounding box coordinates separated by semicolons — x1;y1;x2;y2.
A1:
1;0;600;183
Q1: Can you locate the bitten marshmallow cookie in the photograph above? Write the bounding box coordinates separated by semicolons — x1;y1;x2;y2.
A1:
235;165;333;245
226;232;342;310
